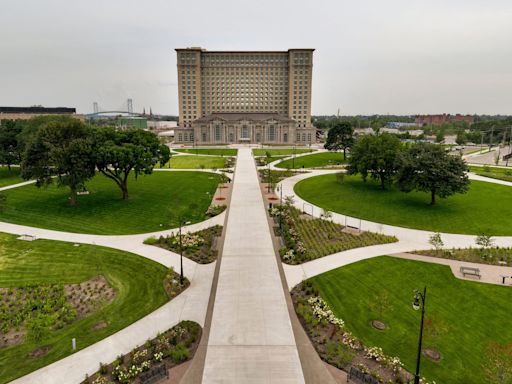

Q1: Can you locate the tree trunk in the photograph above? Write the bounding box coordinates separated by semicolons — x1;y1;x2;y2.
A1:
121;182;129;200
431;189;436;205
343;148;346;160
69;186;77;206
380;173;386;189
7;164;11;172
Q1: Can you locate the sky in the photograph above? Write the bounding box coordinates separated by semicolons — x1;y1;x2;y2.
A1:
1;0;511;116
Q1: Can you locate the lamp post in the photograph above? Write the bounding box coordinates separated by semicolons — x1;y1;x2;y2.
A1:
412;286;427;384
178;218;191;285
276;185;283;230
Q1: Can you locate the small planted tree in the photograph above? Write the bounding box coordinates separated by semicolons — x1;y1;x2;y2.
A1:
369;291;392;326
429;233;444;255
476;233;494;260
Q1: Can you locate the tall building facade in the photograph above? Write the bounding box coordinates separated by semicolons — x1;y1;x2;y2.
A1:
174;47;316;145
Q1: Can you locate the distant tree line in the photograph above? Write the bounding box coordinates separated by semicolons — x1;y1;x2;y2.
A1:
0;116;170;206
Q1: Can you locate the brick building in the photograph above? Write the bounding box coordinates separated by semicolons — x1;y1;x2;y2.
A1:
415;114;473;126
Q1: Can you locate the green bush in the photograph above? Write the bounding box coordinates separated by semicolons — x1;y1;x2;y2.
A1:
170;343;189;363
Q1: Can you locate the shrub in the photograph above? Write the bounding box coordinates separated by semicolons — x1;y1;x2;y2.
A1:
170;343;189;363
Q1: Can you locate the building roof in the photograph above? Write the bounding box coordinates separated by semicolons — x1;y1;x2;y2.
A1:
193;113;296;124
0;106;76;114
175;48;314;53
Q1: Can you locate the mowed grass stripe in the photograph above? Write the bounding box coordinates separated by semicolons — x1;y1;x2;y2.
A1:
295;174;512;235
0;171;221;235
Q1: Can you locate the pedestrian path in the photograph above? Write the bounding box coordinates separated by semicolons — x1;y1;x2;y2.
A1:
202;148;305;383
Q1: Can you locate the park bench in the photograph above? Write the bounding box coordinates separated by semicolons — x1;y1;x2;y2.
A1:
139;364;168;384
460;266;481;279
347;366;379;384
17;234;36;241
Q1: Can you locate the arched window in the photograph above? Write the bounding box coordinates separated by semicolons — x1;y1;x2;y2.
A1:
240;125;249;139
268;125;276;141
215;125;221;141
283;133;288;143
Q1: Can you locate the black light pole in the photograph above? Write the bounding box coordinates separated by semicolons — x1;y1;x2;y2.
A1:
178;218;191;286
412;286;427;384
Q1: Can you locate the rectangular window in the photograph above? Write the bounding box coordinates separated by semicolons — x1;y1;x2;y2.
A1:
215;125;222;141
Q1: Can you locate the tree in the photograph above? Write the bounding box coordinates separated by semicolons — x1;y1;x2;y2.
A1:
94;128;170;200
0;120;23;170
348;133;402;189
21;118;96;206
429;233;444;253
456;130;467;145
435;128;445;143
324;121;354;160
396;143;469;205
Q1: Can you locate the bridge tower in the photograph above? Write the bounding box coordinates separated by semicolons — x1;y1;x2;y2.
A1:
93;102;99;114
127;99;133;114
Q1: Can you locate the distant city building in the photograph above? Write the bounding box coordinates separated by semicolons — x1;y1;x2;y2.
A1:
116;117;147;129
415;114;473;126
354;127;374;136
174;47;316;144
147;120;177;131
386;122;421;128
0;106;83;122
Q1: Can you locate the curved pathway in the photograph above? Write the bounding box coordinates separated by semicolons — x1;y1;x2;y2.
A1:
278;170;512;288
1;172;225;384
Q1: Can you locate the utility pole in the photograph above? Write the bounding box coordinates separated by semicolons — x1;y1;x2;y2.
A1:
489;125;494;152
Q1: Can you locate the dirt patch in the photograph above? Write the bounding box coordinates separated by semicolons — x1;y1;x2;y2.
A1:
65;275;116;319
92;321;108;331
29;345;51;358
371;320;386;331
0;329;25;348
424;348;442;362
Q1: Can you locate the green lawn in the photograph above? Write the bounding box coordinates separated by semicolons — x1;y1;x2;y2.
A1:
0;172;220;235
469;165;512;182
160;155;228;169
252;148;315;156
312;256;512;384
276;152;347;169
0;232;171;383
0;167;23;187
295;174;512;235
173;148;238;156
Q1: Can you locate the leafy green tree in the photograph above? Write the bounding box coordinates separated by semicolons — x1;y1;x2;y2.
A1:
94;127;170;200
347;133;402;189
435;129;445;143
21;118;96;206
0;120;23;170
324;121;354;160
456;130;467;145
396;143;469;205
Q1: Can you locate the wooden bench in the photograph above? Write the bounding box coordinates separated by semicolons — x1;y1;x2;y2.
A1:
347;366;379;384
139;364;168;384
460;266;481;279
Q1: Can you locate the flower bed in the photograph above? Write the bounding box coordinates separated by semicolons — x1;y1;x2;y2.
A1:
0;276;116;348
271;206;397;265
82;320;201;384
291;281;436;384
146;226;223;264
415;247;512;266
206;204;227;217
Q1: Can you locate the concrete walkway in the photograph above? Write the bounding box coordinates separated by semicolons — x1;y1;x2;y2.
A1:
202;148;305;383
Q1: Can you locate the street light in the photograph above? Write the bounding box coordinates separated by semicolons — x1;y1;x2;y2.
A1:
276;184;283;230
412;287;427;384
178;218;191;285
